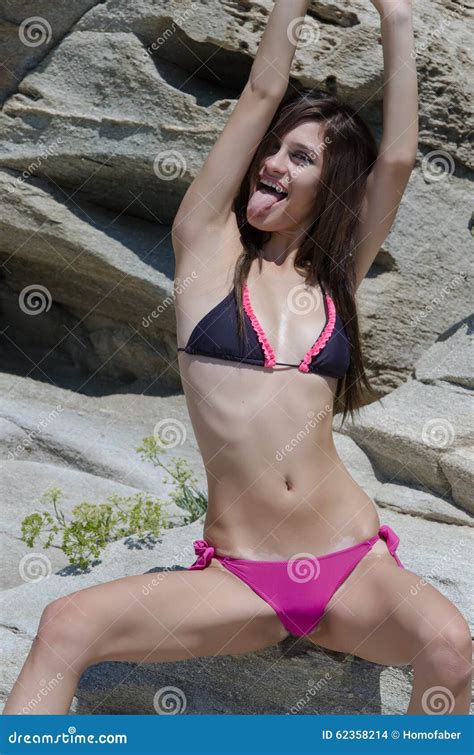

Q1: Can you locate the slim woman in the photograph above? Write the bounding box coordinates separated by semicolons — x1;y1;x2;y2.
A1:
4;0;471;715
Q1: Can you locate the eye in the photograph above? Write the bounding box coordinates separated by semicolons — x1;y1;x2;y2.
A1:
295;152;313;164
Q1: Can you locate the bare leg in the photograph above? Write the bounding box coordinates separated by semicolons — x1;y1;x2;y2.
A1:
3;561;289;714
306;538;473;714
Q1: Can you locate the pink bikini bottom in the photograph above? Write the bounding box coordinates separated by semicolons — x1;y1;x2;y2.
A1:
187;524;404;637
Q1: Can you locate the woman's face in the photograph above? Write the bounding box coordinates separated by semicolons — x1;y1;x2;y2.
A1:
247;121;328;233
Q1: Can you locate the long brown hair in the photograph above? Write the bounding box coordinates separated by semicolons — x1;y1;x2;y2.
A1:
232;87;380;427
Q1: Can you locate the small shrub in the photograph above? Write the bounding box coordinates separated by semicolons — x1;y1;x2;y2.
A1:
19;432;208;570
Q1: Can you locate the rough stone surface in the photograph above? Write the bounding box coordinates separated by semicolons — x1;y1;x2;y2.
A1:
415;316;473;391
0;2;472;394
0;459;187;590
0;0;472;716
337;377;474;509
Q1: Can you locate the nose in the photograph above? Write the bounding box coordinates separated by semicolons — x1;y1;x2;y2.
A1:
264;146;287;177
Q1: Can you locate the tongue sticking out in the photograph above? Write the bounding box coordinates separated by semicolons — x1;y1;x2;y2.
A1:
247;187;286;220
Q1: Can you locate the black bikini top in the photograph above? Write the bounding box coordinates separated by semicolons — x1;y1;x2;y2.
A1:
177;275;351;378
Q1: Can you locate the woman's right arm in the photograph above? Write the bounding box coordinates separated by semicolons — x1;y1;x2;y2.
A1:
172;1;311;253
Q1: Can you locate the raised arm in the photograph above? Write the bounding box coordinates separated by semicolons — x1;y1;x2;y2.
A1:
353;0;418;291
172;1;311;255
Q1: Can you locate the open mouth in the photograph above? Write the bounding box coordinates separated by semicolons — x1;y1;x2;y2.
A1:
256;181;289;202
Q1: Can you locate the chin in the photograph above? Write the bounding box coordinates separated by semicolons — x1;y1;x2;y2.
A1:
246;213;279;232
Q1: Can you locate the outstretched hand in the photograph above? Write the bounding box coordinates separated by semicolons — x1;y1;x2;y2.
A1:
369;0;412;16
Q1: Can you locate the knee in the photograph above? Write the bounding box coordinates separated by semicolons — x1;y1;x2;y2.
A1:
34;595;98;670
419;616;472;685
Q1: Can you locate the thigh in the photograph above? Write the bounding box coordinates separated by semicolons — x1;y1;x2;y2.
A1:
306;539;469;666
42;559;289;668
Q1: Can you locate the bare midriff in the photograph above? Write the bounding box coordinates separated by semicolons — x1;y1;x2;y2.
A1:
177;353;380;561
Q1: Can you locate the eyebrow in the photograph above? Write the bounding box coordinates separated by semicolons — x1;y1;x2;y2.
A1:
289;141;315;152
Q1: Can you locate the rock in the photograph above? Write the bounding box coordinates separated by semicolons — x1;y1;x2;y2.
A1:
0;459;189;590
374;480;473;527
337;378;473;509
0;0;98;103
0;370;207;492
415;316;473;391
0;4;471;394
0;169;179;389
0;29;226;224
439;448;474;515
333;431;383;500
0;0;472;717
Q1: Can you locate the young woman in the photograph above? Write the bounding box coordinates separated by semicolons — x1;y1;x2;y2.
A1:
4;0;471;715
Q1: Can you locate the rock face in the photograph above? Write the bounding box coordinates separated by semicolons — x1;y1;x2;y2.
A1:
0;0;472;715
336;318;473;512
0;0;472;393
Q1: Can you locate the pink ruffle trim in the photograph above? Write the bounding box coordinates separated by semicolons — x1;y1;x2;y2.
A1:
298;294;336;373
242;283;276;368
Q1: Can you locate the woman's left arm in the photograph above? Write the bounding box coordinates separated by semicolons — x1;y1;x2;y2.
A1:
353;0;418;291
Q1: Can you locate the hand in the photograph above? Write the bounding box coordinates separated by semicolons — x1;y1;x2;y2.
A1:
369;0;412;17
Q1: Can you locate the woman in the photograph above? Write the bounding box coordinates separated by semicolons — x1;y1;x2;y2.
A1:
4;0;471;716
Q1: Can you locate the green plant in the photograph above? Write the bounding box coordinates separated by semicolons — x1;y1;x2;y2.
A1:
20;433;208;570
137;435;208;524
21;487;170;570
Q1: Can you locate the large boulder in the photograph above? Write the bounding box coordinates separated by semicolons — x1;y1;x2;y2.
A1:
337;318;474;512
0;1;471;394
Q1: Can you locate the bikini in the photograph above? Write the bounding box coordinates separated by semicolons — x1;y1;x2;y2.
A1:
177;274;351;377
178;276;405;637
